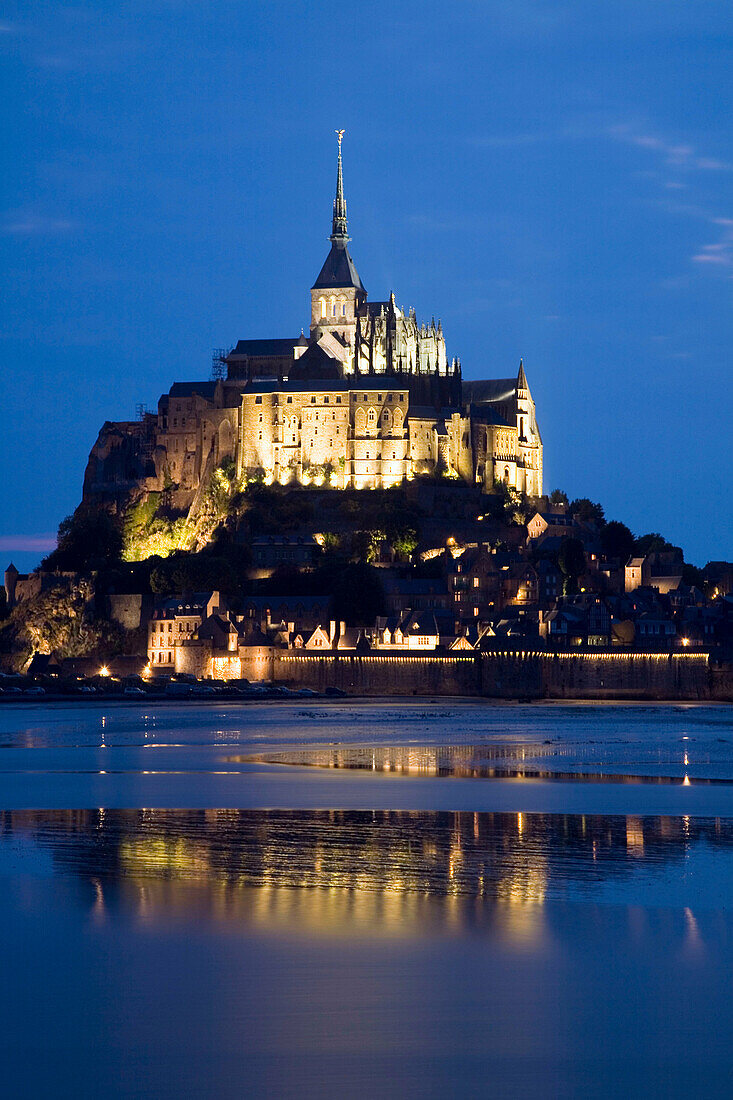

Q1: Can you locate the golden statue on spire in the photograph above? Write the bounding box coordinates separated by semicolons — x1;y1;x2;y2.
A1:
336;129;345;147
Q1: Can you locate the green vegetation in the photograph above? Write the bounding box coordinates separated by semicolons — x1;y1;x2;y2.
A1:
558;536;587;595
569;498;605;526
43;506;123;572
487;481;531;525
600;520;635;564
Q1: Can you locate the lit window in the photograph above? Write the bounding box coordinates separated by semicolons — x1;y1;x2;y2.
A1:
320;297;326;318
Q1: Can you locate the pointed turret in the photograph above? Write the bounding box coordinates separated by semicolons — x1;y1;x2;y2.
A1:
517;358;528;391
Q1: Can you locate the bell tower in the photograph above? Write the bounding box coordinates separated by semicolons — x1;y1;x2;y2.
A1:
310;131;367;344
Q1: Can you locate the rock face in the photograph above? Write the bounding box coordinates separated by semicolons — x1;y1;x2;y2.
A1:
0;575;123;672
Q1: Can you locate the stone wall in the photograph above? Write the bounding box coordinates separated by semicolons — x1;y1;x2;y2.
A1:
278;652;480;695
107;593;152;631
540;651;710;700
270;648;715;700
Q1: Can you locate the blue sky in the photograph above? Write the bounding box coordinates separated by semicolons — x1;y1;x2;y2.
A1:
1;0;731;572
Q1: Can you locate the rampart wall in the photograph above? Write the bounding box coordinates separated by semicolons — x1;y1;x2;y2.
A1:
273;650;715;700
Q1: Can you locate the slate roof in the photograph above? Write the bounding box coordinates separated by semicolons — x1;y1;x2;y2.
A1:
229;339;299;357
468;404;510;426
312;243;365;291
463;379;516;404
168;382;217;401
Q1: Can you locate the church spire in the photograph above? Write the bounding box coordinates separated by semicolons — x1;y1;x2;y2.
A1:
331;129;349;244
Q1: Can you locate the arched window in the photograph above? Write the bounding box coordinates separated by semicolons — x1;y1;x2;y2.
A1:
355;407;366;434
319;297;326;319
381;408;391;431
392;408;403;433
367;407;377;426
329;296;336;317
339;297;347;317
504;466;510;482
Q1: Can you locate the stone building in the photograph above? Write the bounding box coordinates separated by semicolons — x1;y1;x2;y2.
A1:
83;135;543;514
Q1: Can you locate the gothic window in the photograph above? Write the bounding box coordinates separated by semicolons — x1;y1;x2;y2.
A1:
367;407;377;425
382;409;391;430
355;408;366;434
504;467;510;482
330;297;336;317
319;297;326;318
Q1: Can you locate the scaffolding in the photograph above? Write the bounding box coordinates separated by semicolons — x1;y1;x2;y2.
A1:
211;348;228;380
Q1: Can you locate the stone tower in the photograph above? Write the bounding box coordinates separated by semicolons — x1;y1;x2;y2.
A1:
310;131;366;344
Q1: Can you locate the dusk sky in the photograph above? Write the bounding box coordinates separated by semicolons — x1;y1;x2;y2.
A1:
2;0;731;572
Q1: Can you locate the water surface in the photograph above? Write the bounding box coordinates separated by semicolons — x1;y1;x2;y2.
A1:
1;701;732;1097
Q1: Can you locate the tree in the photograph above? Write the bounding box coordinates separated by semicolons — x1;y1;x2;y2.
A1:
391;526;419;561
600;520;635;564
569;498;605;526
634;532;682;558
549;489;569;506
43;506;123;572
329;563;386;626
558;536;586;595
682;563;704;589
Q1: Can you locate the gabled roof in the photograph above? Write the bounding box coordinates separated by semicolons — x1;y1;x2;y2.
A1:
289;341;343;380
312;242;365;291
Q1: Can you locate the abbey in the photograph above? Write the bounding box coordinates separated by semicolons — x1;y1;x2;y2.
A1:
84;136;542;508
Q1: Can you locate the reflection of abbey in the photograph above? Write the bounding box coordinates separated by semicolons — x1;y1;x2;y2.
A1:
85;137;542;505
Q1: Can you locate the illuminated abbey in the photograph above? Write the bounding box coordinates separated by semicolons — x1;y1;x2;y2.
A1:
84;134;542;507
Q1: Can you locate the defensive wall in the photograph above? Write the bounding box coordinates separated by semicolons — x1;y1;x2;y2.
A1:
273;650;714;700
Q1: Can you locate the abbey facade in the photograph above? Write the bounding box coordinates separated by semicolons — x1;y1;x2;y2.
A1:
84;139;542;508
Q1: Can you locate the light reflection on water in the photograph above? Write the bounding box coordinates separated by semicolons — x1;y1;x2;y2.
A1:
239;743;733;784
3;808;733;920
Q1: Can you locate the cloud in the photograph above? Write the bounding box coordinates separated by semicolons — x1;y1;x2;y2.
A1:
0;536;56;553
611;125;733;276
1;212;76;236
691;218;733;268
610;125;732;172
